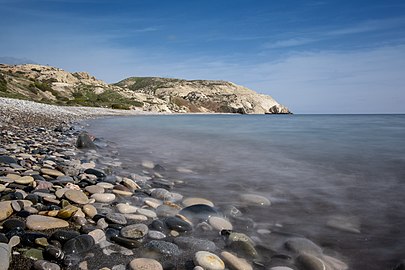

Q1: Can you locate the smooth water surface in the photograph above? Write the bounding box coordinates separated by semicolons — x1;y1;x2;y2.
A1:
86;114;405;269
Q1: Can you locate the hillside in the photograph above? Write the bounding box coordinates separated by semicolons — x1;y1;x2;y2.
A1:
0;64;290;114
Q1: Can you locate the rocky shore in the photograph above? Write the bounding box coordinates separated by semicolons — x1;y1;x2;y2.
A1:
0;97;349;270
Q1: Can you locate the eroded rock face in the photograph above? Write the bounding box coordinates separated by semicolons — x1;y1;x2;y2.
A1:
0;64;291;114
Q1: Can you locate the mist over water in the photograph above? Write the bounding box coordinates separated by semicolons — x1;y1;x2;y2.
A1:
86;114;405;270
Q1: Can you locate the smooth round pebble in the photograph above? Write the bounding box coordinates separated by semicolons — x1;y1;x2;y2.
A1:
34;260;61;270
221;251;252;270
15;176;34;185
91;193;116;203
88;229;106;244
26;215;69;230
121;224;149;239
183;198;214;207
194;251;225;270
116;203;138;214
129;258;162;270
64;190;89;204
85;185;105;194
137;208;157;218
40;168;64;177
148;230;166;240
209;217;232;231
240;194;271;206
83;204;97;218
97;182;114;189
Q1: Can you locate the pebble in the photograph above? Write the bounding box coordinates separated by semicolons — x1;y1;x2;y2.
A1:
0;243;10;270
124;214;148;221
40;168;65;177
83;204;97;218
179;204;220;222
2;218;26;231
85;185;105;194
57;205;79;219
284;238;322;255
34;259;61;270
55;188;70;199
116;203;138;214
296;253;328;270
165;216;193;232
120;224;149;239
194;251;225;270
24;248;44;260
26;215;69;230
106;213;127;225
240;194;271;206
224;231;258;258
64;190;89;204
148;230;166;240
91;193;116;203
145;240;181;256
88;229;106;244
220;251;252;270
84;168;106;179
141;160;155;169
174;237;217;252
209;217;233;231
15;175;34;184
156;204;179;217
183;197;214;207
97;182;114;189
129;258;163;270
0;201;13;221
144;198;162;209
269;267;295;270
137;208;157;218
110;236;141;249
63;234;95;255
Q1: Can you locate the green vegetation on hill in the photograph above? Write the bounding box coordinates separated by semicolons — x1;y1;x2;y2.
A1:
0;74;7;92
122;77;181;91
68;85;143;109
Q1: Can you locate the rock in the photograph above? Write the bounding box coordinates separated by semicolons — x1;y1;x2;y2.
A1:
296;253;328;270
326;215;361;234
268;104;291;114
129;258;163;270
141;160;155;169
221;251;252;270
51;230;80;244
15;175;34;184
91;193;115;203
0;243;10;270
64;190;89;204
148;230;166;240
269;267;295;270
0;201;13;221
179;204;220;222
149;220;165;231
57;205;79;219
88;229;106;244
97;182;114;189
222;231;258;258
174;237;217;252
63;234;95;255
284;238;322;255
209;217;232;231
44;245;64;260
110;236;142;249
21;232;48;246
40;168;64;177
26;215;69;230
323;255;348;270
106;213;127;225
84;168;106;179
165;216;192;232
183;197;214;207
124;214;148;221
116;203;138;214
145;240;181;256
240;194;271;206
120;224;149;239
83;204;97;218
34;260;61;270
76;132;96;149
194;251;225;270
137;208;157;218
2;218;26;231
85;185;105;194
24;248;44;260
156;204;179;217
0;155;17;164
0;234;8;243
35;237;49;247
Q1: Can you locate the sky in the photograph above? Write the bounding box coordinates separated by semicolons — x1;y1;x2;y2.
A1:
0;0;405;113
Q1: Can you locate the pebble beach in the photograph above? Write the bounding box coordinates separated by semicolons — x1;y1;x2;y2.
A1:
1;97;356;270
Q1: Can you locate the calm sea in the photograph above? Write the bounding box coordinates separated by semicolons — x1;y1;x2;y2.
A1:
86;114;405;270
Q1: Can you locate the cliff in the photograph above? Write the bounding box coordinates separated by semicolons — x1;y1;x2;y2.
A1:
0;64;291;114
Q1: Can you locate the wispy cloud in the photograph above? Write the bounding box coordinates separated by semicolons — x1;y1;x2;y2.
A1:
264;37;316;49
327;17;405;36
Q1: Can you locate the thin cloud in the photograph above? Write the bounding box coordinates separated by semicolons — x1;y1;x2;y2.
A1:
327;17;405;36
264;37;316;49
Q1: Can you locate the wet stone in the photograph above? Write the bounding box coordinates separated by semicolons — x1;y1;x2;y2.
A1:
64;190;89;205
145;240;181;256
194;251;225;270
57;205;79;219
34;260;61;270
149;220;165;231
120;224;149;239
76;132;96;149
63;234;95;255
240;194;271;206
284;238;322;255
220;251;252;270
21;232;48;246
45;245;64;260
35;237;49;247
0;233;8;243
111;236;142;249
24;248;44;260
51;230;80;244
223;231;258;258
296;253;328;270
174;237;217;252
2;218;26;231
209;217;233;231
26;215;69;230
148;230;166;240
106;213;127;225
129;258;163;270
0;155;17;164
183;197;214;207
117;203;138;214
156;204;179;217
84;168;106;179
165;216;193;232
137;208;157;219
88;229;106;244
179;204;220;222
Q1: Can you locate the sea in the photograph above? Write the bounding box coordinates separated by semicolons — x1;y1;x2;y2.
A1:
85;114;405;270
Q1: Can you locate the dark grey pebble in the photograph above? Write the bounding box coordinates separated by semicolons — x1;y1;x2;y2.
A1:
2;219;26;232
151;180;174;190
76;132;96;149
5;228;25;239
63;234;95;255
111;236;142;249
145;240;181;256
0;155;17;164
84;168;106;179
51;230;80;244
179;204;220;222
21;232;48;246
32;175;46;181
174;237;217;252
105;213;127;225
149;220;165;231
80;225;98;234
105;228;120;240
108;224;124;231
0;233;8;243
33;259;61;270
165;217;192;232
51;176;74;184
25;194;41;204
45;244;64;260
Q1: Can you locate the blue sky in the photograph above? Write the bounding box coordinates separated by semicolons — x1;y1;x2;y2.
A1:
0;0;404;113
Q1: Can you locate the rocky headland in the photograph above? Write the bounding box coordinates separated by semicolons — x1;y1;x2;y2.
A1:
0;64;290;114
